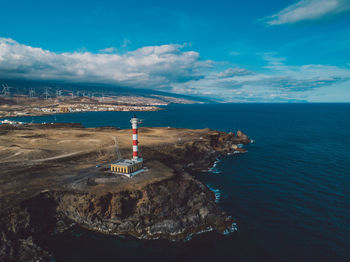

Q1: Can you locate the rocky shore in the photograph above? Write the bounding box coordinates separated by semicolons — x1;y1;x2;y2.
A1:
0;124;250;261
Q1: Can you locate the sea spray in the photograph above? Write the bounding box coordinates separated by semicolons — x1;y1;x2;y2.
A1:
206;184;221;203
223;222;238;235
208;158;222;174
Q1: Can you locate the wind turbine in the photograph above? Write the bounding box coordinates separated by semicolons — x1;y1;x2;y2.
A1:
29;88;36;98
1;84;11;97
43;88;50;99
56;89;62;98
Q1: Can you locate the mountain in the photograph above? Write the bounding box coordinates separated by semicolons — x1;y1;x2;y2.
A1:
0;79;212;103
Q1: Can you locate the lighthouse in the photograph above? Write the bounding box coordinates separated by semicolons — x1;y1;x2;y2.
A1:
131;114;141;160
110;114;144;177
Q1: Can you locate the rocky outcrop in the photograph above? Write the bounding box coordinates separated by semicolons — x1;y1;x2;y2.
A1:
53;173;233;240
0;194;57;261
0;173;234;261
140;128;250;172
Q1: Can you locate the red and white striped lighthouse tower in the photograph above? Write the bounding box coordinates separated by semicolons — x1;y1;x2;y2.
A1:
130;114;142;160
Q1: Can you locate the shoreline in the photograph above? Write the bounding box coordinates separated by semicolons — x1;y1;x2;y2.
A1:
0;94;204;119
0;105;163;119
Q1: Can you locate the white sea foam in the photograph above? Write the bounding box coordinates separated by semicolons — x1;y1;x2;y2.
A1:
208;167;221;174
209;158;222;174
206;184;221;203
223;222;238;235
212;158;220;167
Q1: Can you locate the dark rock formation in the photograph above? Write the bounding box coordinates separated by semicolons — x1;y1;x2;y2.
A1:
0;173;234;261
53;173;232;240
0;197;55;261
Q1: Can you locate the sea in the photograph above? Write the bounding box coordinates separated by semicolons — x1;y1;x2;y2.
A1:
3;103;350;262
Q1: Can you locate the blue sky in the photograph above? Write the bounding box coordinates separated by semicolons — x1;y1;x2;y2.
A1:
0;0;350;102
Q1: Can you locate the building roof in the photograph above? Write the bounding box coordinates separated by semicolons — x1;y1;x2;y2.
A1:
111;158;143;167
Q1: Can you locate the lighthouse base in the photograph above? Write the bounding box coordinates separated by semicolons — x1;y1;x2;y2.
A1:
110;158;143;177
115;167;147;178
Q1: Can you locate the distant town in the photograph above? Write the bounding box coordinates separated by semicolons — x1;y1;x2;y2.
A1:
33;103;160;114
0;83;201;118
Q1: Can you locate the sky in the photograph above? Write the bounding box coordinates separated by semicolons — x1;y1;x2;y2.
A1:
0;0;350;102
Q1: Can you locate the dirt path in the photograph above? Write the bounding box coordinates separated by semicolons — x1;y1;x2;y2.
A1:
31;150;86;162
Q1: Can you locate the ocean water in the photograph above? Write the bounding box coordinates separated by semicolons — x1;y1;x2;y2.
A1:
4;103;350;262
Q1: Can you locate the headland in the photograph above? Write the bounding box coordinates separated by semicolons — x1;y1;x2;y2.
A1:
0;122;250;261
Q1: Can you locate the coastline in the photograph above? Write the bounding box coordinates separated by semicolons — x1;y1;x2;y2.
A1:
0;104;162;118
0;94;205;118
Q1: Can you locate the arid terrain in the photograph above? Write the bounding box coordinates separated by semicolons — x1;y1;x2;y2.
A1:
0;123;250;261
0;124;224;202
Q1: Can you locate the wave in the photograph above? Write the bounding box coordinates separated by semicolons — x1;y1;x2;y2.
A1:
206;184;221;203
223;222;238;235
208;158;222;174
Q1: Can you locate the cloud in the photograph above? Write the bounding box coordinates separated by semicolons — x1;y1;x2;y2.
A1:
263;0;350;25
217;67;254;78
121;39;131;48
0;37;211;89
99;47;117;53
0;37;349;102
171;53;350;102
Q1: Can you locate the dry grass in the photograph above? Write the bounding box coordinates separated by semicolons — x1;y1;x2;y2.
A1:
0;125;211;205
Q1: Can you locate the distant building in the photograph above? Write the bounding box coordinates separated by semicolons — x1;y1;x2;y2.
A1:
60;107;69;113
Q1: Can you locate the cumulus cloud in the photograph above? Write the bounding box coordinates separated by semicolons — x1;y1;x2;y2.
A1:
263;0;350;25
171;54;350;102
0;37;211;89
262;53;350;88
0;37;349;102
